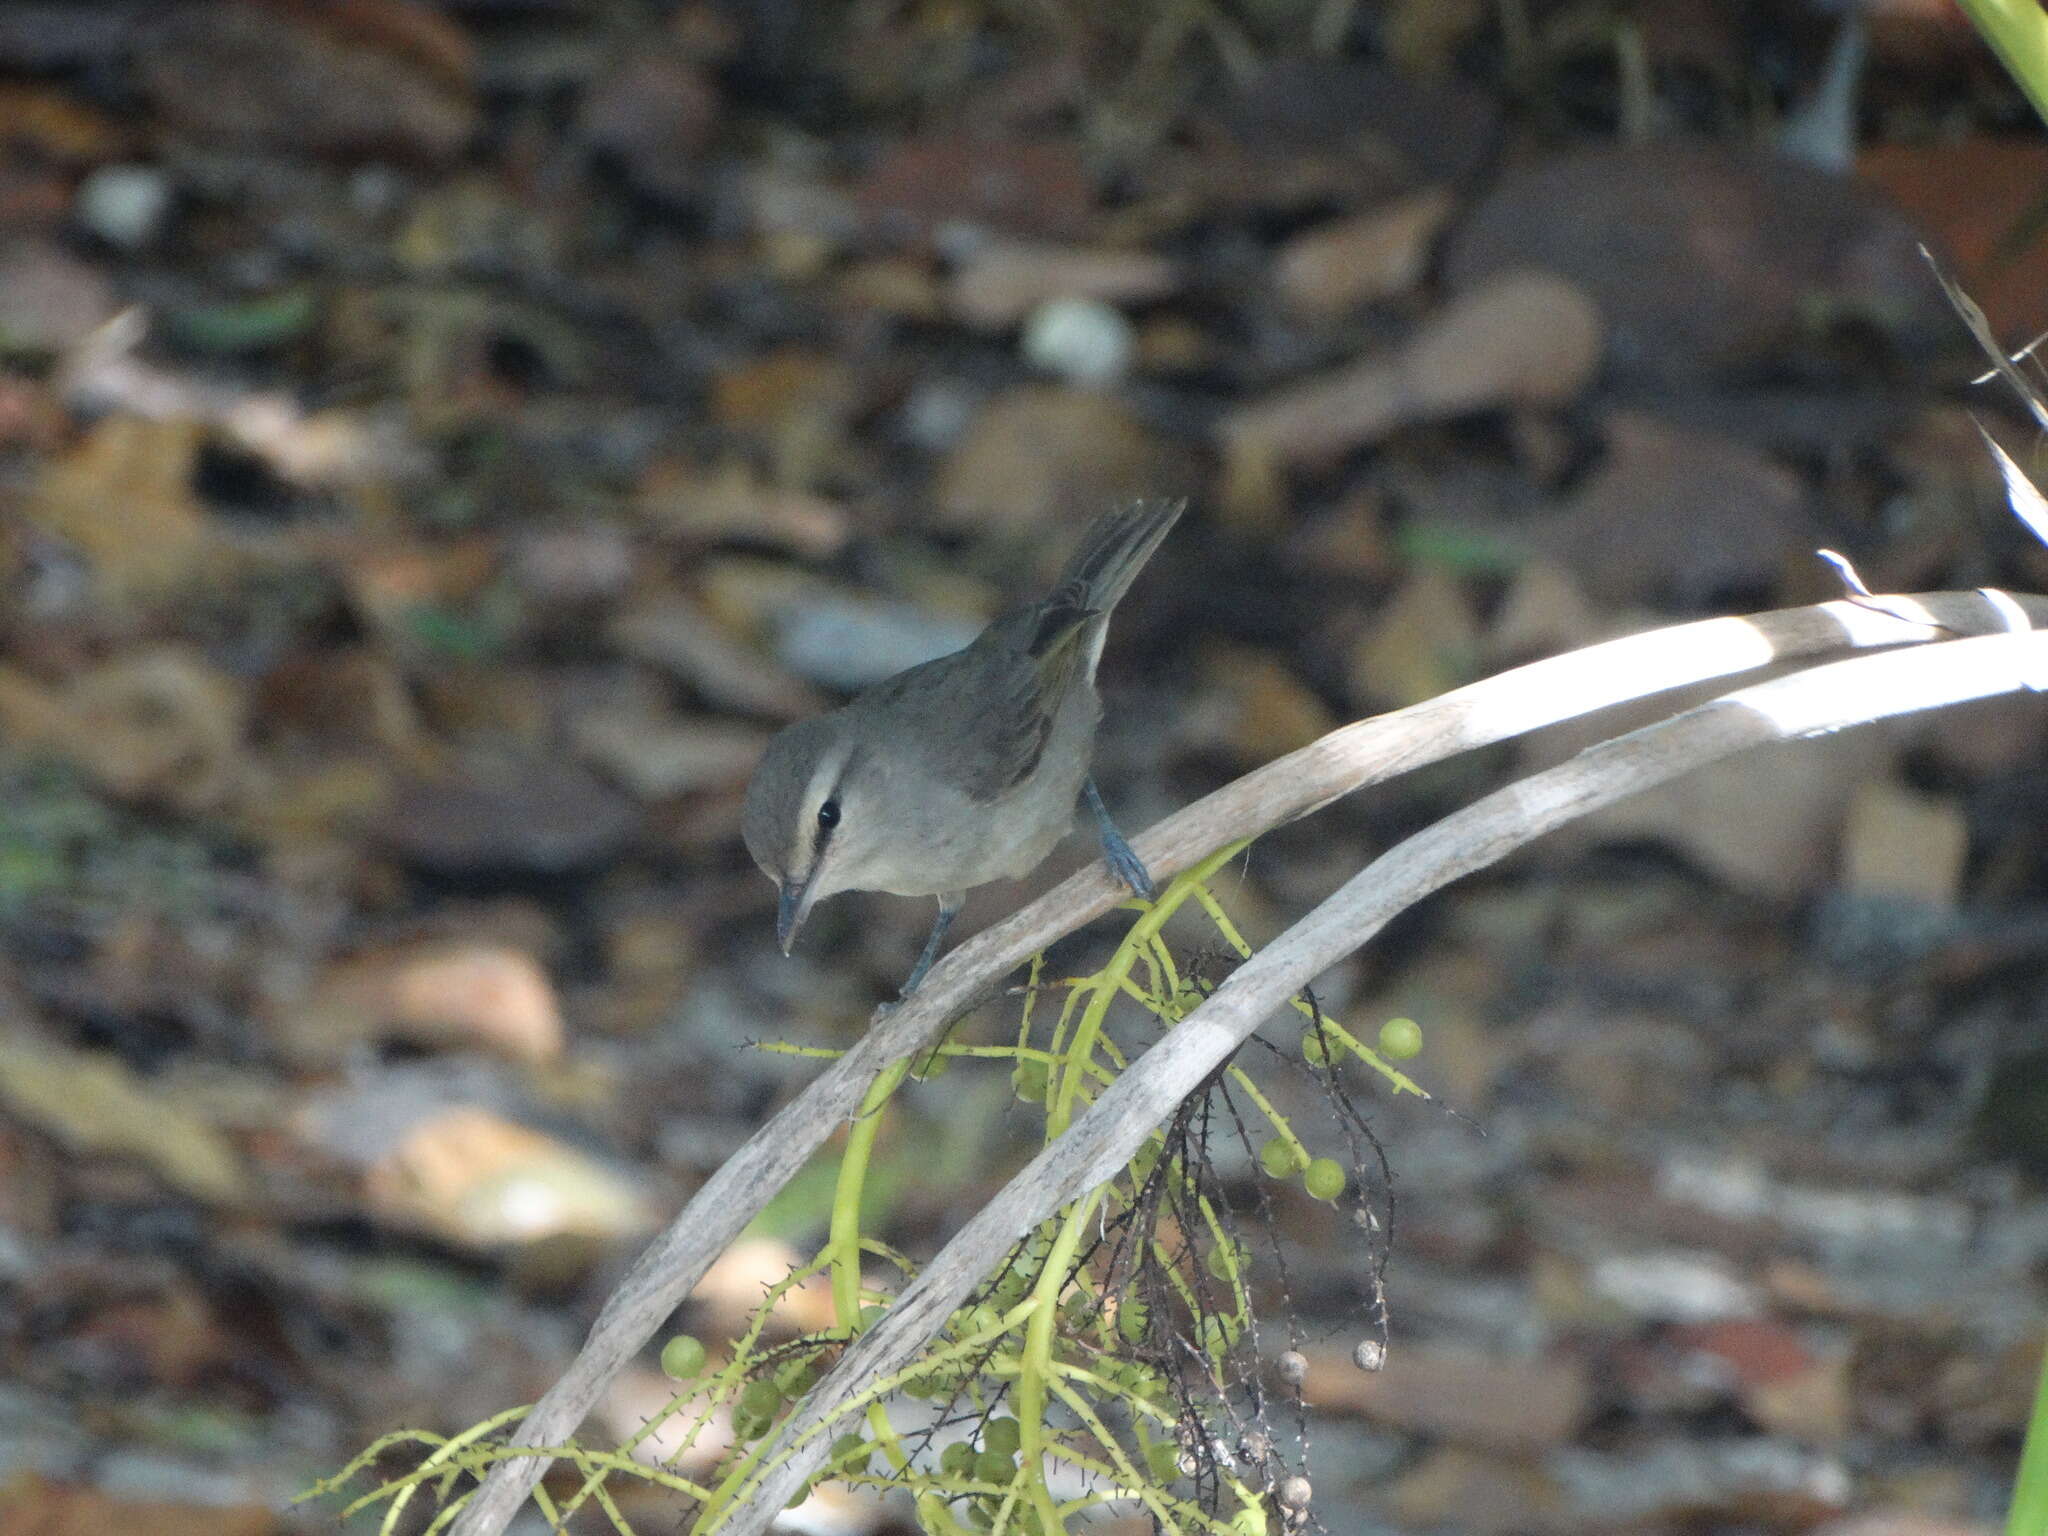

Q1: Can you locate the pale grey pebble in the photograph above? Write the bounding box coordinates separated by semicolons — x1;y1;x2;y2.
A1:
75;164;172;248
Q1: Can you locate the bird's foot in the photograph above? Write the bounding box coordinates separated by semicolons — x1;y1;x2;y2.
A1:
1102;828;1157;901
1085;777;1156;901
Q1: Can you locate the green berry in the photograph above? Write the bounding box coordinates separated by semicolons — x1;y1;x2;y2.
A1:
982;1417;1021;1457
740;1379;782;1417
913;1049;952;1079
1301;1031;1330;1067
1378;1016;1423;1060
1146;1440;1180;1483
974;1449;1015;1484
1304;1157;1346;1201
774;1358;817;1395
942;1440;976;1476
1012;1060;1048;1101
858;1304;888;1331
659;1334;707;1380
830;1432;869;1472
1206;1240;1245;1281
731;1408;767;1441
1258;1137;1297;1179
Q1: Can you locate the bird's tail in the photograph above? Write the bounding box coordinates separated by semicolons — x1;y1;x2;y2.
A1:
1056;498;1186;616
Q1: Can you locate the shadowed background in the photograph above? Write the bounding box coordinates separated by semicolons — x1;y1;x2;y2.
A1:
1;2;2047;1532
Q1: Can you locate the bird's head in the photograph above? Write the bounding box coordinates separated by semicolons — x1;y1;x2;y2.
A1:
741;712;892;955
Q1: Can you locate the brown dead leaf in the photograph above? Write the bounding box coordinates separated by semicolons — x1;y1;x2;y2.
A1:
54;310;416;486
24;414;215;600
639;458;850;558
1486;558;1606;663
1219;357;1406;465
1275;187;1455;315
0;1039;249;1205
1280;490;1394;580
610;593;824;720
364;1104;652;1251
1193;644;1337;764
1221;272;1600;464
1351;564;1481;709
933;384;1167;534
61;1280;225;1391
1406;270;1604;416
0;374;65;456
279;942;563;1066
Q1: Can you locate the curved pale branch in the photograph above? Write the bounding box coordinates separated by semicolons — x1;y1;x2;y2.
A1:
449;590;2047;1536
715;621;2048;1533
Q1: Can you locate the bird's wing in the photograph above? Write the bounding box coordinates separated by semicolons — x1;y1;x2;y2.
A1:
938;589;1099;805
945;502;1183;801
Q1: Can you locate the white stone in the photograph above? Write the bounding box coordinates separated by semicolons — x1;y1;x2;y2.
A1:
75;164;172;249
1021;295;1135;387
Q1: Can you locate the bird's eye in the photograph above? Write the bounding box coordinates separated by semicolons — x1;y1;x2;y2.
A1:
817;799;840;829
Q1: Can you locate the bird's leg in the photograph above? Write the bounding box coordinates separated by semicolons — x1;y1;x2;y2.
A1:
898;893;961;998
1084;777;1156;901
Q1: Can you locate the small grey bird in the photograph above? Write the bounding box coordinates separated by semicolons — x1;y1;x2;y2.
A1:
742;499;1184;996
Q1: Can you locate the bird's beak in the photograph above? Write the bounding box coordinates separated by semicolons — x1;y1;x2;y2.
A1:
776;870;818;955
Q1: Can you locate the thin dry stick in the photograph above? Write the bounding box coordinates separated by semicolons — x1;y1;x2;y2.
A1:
449;590;2046;1536
715;624;2048;1534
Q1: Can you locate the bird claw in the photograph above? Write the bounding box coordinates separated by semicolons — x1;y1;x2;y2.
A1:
1102;829;1157;902
1084;776;1156;901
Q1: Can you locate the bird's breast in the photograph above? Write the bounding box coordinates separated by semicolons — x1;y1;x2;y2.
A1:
865;745;1091;896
